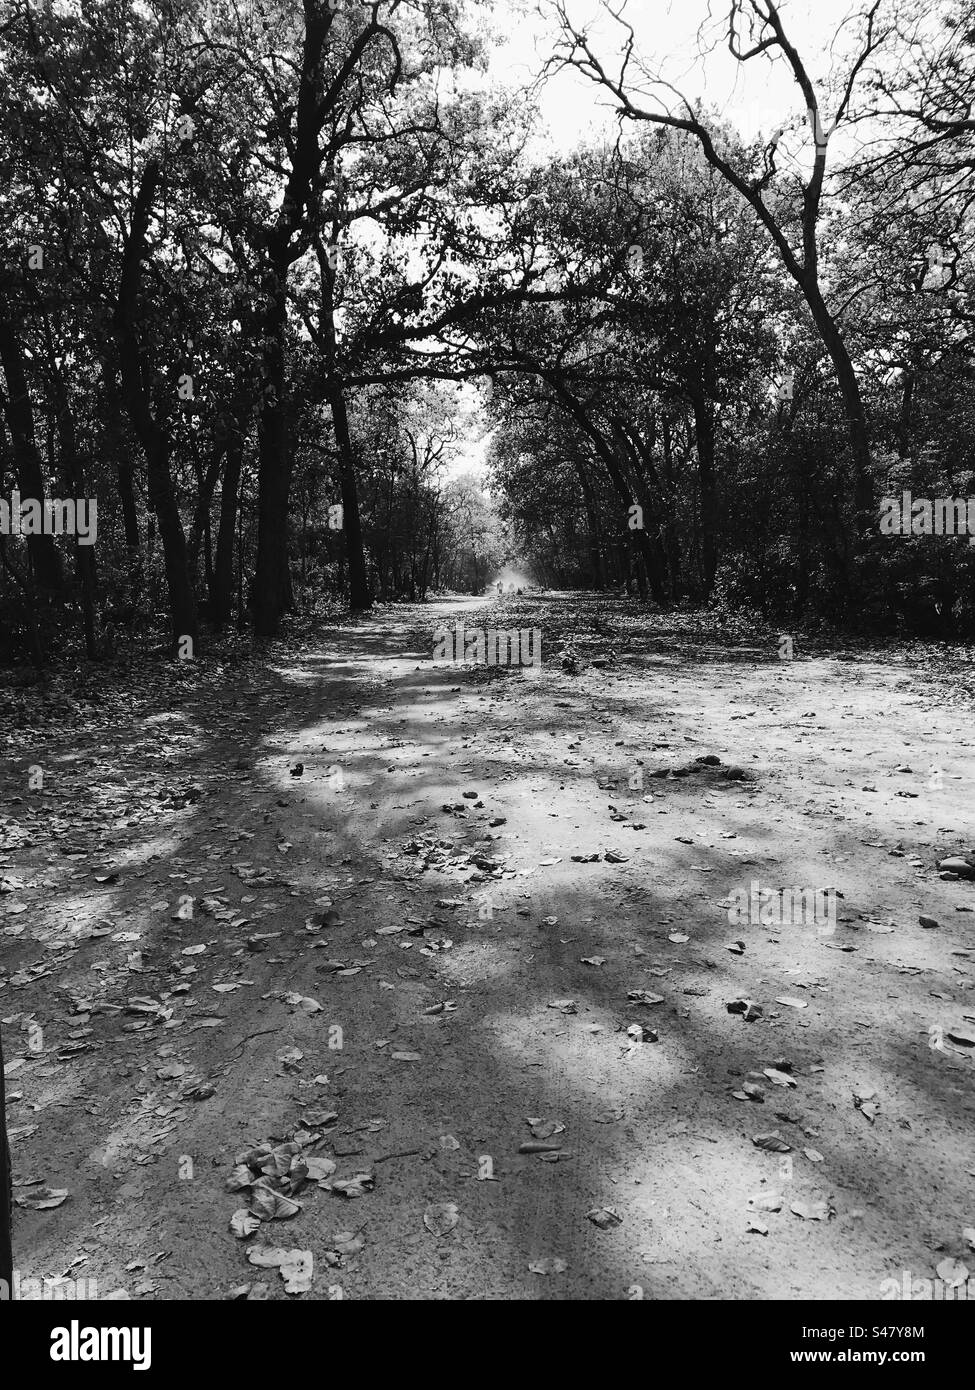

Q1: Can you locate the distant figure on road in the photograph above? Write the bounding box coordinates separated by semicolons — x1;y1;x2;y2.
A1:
496;581;503;596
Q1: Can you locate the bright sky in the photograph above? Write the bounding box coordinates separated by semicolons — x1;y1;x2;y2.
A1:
488;0;903;149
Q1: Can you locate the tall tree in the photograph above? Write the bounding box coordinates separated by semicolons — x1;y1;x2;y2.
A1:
548;0;894;511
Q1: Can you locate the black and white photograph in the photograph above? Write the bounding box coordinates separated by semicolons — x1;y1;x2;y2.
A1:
0;0;973;1348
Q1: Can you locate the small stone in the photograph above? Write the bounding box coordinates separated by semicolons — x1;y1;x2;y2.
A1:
939;857;975;880
727;998;763;1022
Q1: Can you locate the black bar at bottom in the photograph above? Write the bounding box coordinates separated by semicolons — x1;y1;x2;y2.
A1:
1;1299;963;1376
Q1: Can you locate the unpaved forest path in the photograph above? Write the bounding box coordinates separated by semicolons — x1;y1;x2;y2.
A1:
3;594;975;1300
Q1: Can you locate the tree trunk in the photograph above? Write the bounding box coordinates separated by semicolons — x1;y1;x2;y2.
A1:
0;315;64;592
633;549;648;599
117;462;141;581
148;434;199;652
188;444;224;584
44;349;99;659
252;256;295;636
614;417;673;601
102;360;142;591
329;380;371;610
0;535;44;665
574;458;605;589
690;390;719;598
805;284;873;510
660;413;682;596
316;241;371;611
795;457;810;618
113;159;198;655
212;434;243;626
248;0;352;632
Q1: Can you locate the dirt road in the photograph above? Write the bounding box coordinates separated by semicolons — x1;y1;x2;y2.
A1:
3;594;974;1299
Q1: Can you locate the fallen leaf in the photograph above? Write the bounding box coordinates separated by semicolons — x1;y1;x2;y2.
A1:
305;1157;338;1184
935;1257;969;1287
748;1190;783;1212
15;1187;69;1210
586;1206;623;1230
329;1231;364;1261
226;1165;255;1192
527;1118;565;1139
248;1180;301;1221
246;1247;314;1295
791;1199;830;1221
753;1131;791;1153
424;1201;459;1236
230;1210;261;1239
764;1068;797;1089
328;1172;375;1199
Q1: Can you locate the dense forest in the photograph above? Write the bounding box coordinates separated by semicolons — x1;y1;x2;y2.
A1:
0;0;972;668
